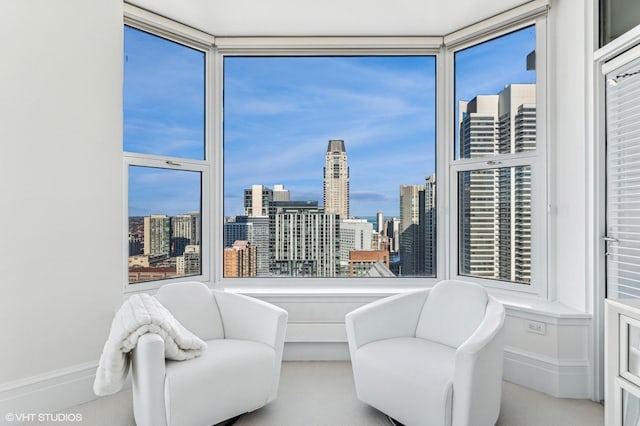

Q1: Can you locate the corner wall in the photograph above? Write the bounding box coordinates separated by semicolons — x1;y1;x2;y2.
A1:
0;0;124;414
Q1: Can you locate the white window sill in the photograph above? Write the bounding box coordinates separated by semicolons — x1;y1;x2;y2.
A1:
223;283;592;324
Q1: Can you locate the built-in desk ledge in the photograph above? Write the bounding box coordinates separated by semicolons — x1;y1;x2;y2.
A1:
222;284;593;325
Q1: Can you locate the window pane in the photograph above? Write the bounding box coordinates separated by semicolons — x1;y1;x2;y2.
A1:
223;56;436;278
454;25;536;160
601;0;640;46
123;25;205;159
128;166;202;284
458;166;531;284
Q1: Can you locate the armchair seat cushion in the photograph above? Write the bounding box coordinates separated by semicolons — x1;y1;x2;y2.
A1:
355;337;456;426
164;339;276;426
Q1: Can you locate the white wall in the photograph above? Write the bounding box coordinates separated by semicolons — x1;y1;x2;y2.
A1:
0;0;123;390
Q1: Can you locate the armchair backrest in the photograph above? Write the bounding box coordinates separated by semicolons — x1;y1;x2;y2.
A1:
154;281;225;341
415;280;488;348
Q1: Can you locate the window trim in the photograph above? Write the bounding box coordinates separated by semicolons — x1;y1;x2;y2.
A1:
445;14;548;297
123;9;214;292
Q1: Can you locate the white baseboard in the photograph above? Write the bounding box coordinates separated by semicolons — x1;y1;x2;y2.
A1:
503;346;592;399
0;362;100;424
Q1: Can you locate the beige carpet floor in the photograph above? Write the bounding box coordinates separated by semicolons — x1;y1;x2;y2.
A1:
39;361;603;426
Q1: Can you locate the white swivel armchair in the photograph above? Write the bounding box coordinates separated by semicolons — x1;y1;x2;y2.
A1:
131;282;288;426
345;280;505;426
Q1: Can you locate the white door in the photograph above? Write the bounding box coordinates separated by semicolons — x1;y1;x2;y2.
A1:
605;52;640;299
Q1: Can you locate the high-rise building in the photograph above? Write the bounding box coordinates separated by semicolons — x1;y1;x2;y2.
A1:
323;139;349;219
223;240;257;277
273;184;290;202
244;184;273;217
385;218;400;253
129;233;143;255
339;219;373;276
399;185;425;276
143;214;170;256
224;216;270;276
269;201;340;277
177;245;200;275
376;211;384;233
171;214;197;256
399;179;436;277
422;174;437;276
459;83;535;283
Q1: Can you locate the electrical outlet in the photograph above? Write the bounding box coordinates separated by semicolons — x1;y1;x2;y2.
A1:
527;320;546;335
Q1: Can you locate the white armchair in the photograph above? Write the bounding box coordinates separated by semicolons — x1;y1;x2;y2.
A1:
345;280;505;426
131;282;288;426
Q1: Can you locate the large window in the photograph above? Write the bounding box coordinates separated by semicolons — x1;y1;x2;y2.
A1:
451;22;545;288
123;23;209;285
123;4;547;294
222;56;437;279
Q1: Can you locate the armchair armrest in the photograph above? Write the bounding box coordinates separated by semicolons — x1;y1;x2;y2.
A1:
214;291;288;404
452;297;506;426
345;290;429;360
131;333;168;426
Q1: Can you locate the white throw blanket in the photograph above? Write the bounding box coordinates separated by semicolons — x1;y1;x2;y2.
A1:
93;293;207;396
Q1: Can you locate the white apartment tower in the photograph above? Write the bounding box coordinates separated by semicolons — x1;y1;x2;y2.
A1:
323;139;349;219
459;83;535;283
269;201;340;277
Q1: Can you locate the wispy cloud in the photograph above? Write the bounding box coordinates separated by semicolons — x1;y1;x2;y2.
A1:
126;28;535;219
222;56;437;216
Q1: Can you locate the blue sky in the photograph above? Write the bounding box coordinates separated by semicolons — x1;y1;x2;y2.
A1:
124;25;535;218
223;56;436;218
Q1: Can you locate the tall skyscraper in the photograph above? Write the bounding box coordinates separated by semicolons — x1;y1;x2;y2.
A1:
459;83;535;283
399;185;425;276
421;175;437;276
143;214;170;256
323;139;349;219
269;201;340;277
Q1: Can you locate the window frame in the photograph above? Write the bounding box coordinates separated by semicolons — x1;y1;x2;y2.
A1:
123;6;215;292
121;2;549;298
214;38;445;288
445;14;549;297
